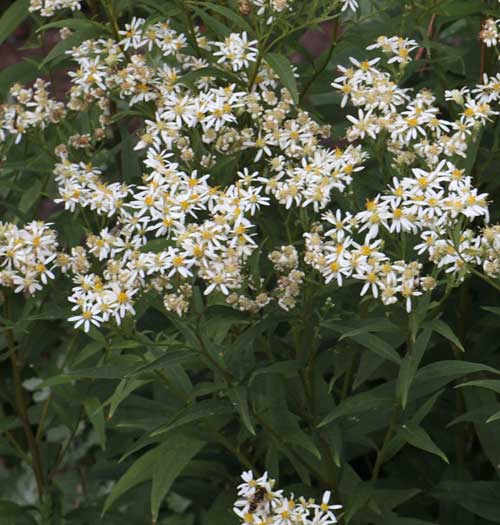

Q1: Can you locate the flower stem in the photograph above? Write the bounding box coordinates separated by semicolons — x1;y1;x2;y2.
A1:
5;298;45;499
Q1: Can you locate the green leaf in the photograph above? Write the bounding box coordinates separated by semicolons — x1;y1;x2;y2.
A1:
399;423;448;463
228;385;255;435
413;361;500;394
438;481;500;522
265;53;299;105
84;397;106;450
103;444;163;514
0;0;29;46
353;351;384;390
396;327;432;408
127;349;198;377
66;366;132;379
73;341;104;366
457;379;500;395
41;366;131;387
318;389;393;427
107;378;150;419
150;435;205;521
384;390;445;462
249;360;300;384
325;322;402;364
350;332;402;365
432;319;464;352
165;314;201;350
447;403;500;425
339;318;400;339
150;399;233;436
344;482;375;523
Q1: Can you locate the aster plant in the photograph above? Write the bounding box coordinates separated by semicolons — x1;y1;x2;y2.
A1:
0;0;499;524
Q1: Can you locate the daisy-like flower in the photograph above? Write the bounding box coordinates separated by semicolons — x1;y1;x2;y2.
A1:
68;303;103;332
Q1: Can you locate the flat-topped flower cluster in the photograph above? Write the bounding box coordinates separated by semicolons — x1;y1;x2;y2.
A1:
0;11;498;330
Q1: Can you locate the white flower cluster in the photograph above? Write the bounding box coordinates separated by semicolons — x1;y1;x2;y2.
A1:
234;470;342;525
34;20;361;331
29;0;81;17
0;12;498;331
0;221;58;295
0;80;65;144
312;39;500;309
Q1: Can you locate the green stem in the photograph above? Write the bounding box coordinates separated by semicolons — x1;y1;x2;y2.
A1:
5;298;45;499
103;0;120;39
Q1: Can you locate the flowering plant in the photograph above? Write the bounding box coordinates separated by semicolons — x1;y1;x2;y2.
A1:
0;0;499;523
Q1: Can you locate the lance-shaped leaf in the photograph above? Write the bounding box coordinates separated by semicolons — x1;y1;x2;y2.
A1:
150;436;205;522
399;423;448;463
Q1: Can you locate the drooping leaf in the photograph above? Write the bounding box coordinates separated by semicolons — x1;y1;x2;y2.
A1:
432;319;464;352
399;423;449;463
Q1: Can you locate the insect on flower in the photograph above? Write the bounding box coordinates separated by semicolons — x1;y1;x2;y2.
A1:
248;485;268;513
